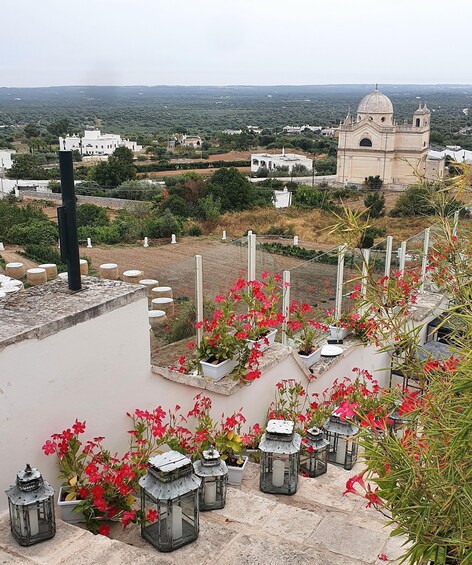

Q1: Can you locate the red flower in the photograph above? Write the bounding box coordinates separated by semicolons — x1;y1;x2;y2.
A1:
343;472;365;495
72;419;86;435
146;509;158;523
121;510;137;528
378;553;388;561
97;524;110;537
42;440;56;455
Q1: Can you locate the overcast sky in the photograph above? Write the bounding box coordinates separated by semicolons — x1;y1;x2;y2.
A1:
2;0;471;87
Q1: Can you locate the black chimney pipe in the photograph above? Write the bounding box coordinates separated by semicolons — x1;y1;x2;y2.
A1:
57;151;81;291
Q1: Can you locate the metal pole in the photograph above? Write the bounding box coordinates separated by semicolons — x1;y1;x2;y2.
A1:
452;210;459;237
420;228;430;293
195;255;204;347
399;240;407;275
384;235;393;277
335;245;346;321
58;151;81;291
281;270;291;346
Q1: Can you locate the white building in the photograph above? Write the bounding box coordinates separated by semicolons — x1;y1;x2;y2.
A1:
251;150;313;174
180;135;202;148
59;130;142;156
282;125;323;134
428;145;472;164
222;129;243;135
0;149;15;170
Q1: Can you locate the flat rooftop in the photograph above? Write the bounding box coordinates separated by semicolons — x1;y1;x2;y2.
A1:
0;277;145;352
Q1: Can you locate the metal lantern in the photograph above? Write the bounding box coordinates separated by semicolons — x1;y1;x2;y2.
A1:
387;403;411;440
322;412;359;470
259;419;301;495
193;448;228;511
300;427;330;478
139;451;201;552
5;464;56;547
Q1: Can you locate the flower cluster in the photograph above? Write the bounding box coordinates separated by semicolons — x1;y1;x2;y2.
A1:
176;273;285;384
286;301;328;355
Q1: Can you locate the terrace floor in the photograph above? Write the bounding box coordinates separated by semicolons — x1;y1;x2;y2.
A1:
0;462;408;564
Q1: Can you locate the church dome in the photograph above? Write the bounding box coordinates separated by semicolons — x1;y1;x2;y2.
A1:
357;88;394;115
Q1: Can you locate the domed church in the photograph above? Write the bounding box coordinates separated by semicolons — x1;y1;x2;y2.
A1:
336;87;445;186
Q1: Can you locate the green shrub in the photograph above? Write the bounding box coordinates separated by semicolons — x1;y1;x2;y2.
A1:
364;192;385;218
22;244;67;272
187;224;203;237
76;204;109;228
263;225;295;236
77;224;121;244
7;221;58;246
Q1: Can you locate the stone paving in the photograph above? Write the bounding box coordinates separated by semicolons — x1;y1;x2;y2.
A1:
0;461;409;564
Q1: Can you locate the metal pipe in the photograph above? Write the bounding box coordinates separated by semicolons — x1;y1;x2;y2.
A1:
58;151;81;291
195;255;204;347
281;270;291;346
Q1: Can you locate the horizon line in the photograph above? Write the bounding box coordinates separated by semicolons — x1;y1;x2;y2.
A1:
1;83;472;89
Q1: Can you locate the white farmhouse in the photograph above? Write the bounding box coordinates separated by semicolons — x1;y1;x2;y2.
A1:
180;135;202;148
59;130;142;156
0;149;15;170
251;150;313;174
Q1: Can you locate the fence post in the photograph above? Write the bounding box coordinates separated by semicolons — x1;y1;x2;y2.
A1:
360;248;370;315
384;235;393;277
335;245;346;321
452;210;459;237
420;228;430;293
281;270;291;346
247;233;256;282
399;240;407;275
195;255;204;347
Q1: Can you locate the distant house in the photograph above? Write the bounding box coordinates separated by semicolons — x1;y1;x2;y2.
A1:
59;130;142;156
251;150;313;174
282;125;322;134
428;146;472;165
0;149;15;170
222;129;243;135
321;128;336;137
247;125;262;135
180;135;202;148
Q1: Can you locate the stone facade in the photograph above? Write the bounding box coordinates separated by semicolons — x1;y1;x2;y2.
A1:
336;88;445;186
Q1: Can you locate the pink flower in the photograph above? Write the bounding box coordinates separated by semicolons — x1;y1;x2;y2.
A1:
335;400;357;421
378;554;388;561
72;419;86;435
97;524;110;536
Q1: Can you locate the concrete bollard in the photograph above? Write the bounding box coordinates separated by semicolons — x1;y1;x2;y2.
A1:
80;259;89;275
2;285;20;295
151;286;173;299
122;270;144;284
0;290;5;299
5;262;25;279
99;263;119;280
144;237;149;248
2;279;23;289
171;234;177;244
39;263;58;280
87;238;92;248
222;230;227;241
151;297;174;317
293;235;299;246
148;310;167;332
0;242;4;251
27;268;48;286
139;279;159;298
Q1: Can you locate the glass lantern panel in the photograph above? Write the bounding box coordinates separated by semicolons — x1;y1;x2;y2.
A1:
9;499;55;546
141;491;198;552
301;450;328;477
260;452;299;495
200;476;226;511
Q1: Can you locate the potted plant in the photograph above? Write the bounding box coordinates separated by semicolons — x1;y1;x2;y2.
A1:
238;272;284;351
285;300;328;367
43;420;149;535
186;394;262;486
325;309;351;341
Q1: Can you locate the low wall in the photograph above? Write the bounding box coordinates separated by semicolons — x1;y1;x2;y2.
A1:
21;190;139;210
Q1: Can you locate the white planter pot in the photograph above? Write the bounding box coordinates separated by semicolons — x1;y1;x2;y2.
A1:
248;328;277;352
226;455;249;486
329;325;349;341
57;486;83;524
200;356;239;381
297;346;322;368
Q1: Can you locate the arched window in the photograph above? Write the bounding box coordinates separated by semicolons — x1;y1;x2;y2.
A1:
415;118;420;127
359;138;372;147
